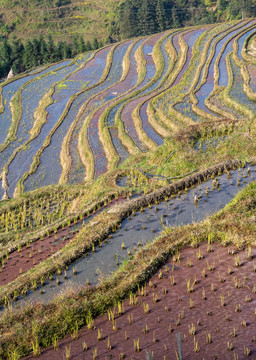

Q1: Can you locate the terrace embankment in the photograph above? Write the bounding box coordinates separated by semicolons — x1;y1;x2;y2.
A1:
1;168;256;359
0;158;252;307
0;21;255;195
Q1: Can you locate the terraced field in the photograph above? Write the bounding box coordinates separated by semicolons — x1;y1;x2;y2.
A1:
0;19;255;199
1;20;256;360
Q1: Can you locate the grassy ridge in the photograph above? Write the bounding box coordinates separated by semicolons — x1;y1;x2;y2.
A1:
10;52;96;195
205;22;256;118
0;56;89;186
0;158;244;308
233;29;256;102
223;53;254;119
0;0;121;44
1;160;256;358
1;20;256;359
190;21;246;120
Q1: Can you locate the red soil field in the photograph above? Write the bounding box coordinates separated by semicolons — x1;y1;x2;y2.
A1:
25;242;256;360
0;195;129;286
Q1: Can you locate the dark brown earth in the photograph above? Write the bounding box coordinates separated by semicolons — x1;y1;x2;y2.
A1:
0;227;73;286
0;196;130;286
25;242;256;360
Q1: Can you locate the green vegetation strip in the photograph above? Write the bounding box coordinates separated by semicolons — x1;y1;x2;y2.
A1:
0;52;95;185
0;159;243;308
189;20;246;121
0;186;130;260
206;22;256;118
1;162;256;359
15;44;118;194
99;30;178;168
232;28;256;102
151;23;232;126
223;53;253;119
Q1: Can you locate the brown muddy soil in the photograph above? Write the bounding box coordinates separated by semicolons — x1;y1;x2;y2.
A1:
0;227;73;286
1;159;245;297
0;196;130;286
26;242;256;360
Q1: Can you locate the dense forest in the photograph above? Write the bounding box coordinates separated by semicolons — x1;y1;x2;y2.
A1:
0;35;103;78
117;0;256;38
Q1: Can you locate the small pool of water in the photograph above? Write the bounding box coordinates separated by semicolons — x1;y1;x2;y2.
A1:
195;135;228;152
116;175;129;187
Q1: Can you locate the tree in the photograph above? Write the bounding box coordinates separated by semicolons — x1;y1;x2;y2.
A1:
32;37;40;65
11;39;24;73
0;39;12;77
156;0;167;32
93;37;99;49
0;39;12;64
85;40;92;51
218;0;226;11
78;36;85;53
139;0;156;36
23;39;36;69
72;35;79;57
46;34;56;62
171;7;181;28
119;0;138;39
39;35;47;64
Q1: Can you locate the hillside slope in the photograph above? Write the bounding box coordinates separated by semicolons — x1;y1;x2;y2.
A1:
0;19;256;201
0;0;120;43
0;19;256;359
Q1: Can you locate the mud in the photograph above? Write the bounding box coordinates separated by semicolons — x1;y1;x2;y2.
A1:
25;242;256;360
11;161;255;305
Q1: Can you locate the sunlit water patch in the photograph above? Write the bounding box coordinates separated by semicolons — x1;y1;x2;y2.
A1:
0;61;73;148
106;39;145;127
174;97;205;122
237;24;256;59
0;61;83;176
5;49;110;196
195;23;251;116
230;57;256;114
